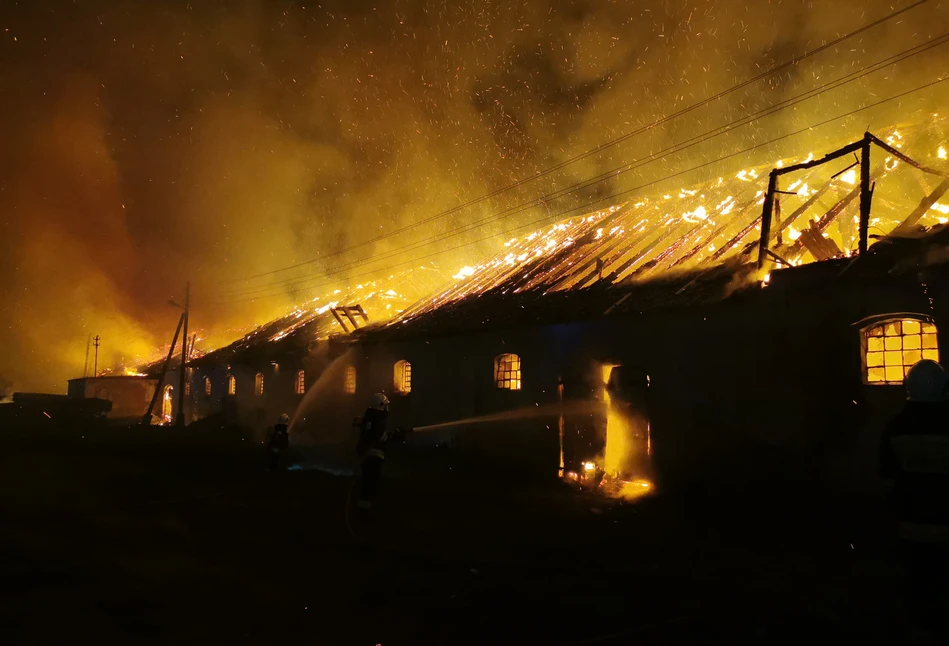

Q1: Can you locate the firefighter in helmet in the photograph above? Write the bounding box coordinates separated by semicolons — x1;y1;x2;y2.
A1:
880;359;949;633
356;393;392;510
267;413;291;472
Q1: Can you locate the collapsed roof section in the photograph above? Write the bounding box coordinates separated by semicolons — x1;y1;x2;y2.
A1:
392;122;949;328
187;267;443;368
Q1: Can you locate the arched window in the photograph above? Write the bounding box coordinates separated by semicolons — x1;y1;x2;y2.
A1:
393;360;412;394
255;372;265;396
344;366;357;394
204;377;211;396
227;374;236;396
864;317;939;384
295;370;306;395
495;353;522;390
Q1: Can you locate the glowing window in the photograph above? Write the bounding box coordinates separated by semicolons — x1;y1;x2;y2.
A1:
204;377;211;396
295;370;305;395
227;374;236;396
865;318;939;384
344;366;357;394
393;360;412;394
495;353;522;390
255;372;264;396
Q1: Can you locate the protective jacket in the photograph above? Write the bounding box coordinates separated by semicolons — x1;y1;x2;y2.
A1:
357;407;389;460
269;422;289;451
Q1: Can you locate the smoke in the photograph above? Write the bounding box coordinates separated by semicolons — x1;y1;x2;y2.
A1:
1;0;946;392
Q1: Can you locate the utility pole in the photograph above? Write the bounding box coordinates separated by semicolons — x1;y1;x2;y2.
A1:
93;335;101;378
175;281;190;427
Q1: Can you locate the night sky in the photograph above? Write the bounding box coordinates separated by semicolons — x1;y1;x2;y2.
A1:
0;0;946;392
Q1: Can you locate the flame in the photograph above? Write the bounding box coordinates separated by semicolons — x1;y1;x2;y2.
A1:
839;168;857;185
453;266;476;280
939;146;948;160
787;227;802;240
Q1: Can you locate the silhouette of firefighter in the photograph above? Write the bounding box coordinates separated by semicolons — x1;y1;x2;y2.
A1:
267;413;290;472
880;359;949;633
355;393;409;510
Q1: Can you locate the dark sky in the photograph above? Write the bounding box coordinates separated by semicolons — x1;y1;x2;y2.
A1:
0;0;946;392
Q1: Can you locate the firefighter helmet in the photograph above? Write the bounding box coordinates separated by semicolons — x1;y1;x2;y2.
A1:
370;392;390;411
278;413;290;424
905;359;946;402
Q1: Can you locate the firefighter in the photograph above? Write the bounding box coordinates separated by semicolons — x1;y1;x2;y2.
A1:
880;359;949;633
356;393;391;510
267;413;291;472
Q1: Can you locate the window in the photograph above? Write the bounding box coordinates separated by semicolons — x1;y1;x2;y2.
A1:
227;374;236;396
344;366;357;394
255;372;264;396
864;318;939;384
495;353;522;390
393;360;412;394
184;368;192;396
204;377;211;396
295;369;305;395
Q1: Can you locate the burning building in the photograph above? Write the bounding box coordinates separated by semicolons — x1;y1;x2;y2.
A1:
137;125;949;492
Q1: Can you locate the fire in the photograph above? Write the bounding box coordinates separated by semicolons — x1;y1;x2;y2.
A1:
598;473;654;501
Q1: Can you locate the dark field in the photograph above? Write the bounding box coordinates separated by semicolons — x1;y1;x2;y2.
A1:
0;423;922;645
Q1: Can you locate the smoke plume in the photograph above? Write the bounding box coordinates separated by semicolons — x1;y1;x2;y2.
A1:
0;0;945;392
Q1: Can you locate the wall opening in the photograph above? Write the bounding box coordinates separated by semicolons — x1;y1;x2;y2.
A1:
393;360;412;394
295;370;305;395
227;374;236;396
204;377;211;397
495;353;522;390
863;317;939;384
255;372;264;396
162;384;174;423
344;366;357;394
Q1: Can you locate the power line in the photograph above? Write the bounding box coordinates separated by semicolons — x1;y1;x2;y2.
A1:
216;0;934;287
206;74;949;307
214;37;949;300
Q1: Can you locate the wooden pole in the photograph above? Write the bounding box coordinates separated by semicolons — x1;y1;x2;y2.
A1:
859;133;873;255
142;313;184;426
176;281;190;427
93;335;101;377
757;171;779;270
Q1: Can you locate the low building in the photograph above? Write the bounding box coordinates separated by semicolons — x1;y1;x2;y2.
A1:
67;375;158;423
137;127;949;490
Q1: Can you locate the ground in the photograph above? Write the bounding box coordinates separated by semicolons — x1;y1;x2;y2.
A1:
0;422;929;645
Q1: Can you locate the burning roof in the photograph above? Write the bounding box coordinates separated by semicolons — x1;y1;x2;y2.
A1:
389;123;949;326
178;121;949;363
